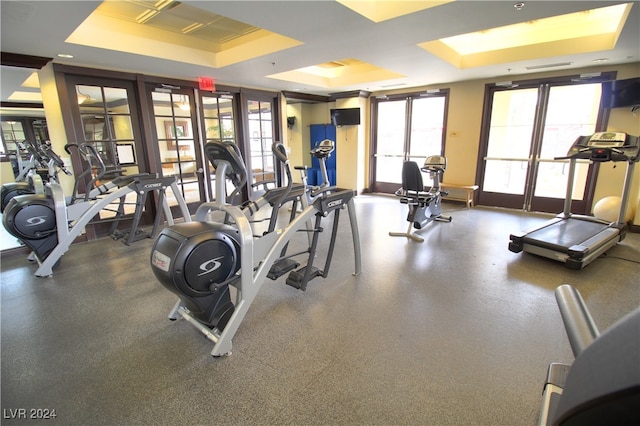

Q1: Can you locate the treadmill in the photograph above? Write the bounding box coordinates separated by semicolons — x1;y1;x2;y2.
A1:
509;132;640;269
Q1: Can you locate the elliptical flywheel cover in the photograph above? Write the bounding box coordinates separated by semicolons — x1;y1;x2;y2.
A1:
180;233;239;293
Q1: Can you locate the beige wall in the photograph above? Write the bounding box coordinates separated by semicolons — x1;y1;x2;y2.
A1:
441;80;485;186
370;62;640;224
335;97;367;192
0;161;15;185
597;101;640;224
39;63;75;196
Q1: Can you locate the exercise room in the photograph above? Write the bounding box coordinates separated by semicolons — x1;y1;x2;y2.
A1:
1;1;639;425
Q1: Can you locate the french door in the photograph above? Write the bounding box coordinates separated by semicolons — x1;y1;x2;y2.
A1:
372;92;448;193
477;75;613;213
243;93;279;198
200;93;237;201
68;77;148;237
150;88;205;212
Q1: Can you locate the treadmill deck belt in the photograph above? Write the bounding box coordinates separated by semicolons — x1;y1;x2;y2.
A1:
523;219;610;252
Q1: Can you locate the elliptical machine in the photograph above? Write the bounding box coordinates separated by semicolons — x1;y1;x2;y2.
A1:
150;141;361;356
1;141;68;212
389;155;452;242
2;143;191;277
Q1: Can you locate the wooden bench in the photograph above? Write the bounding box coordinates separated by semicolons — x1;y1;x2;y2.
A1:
439;183;479;208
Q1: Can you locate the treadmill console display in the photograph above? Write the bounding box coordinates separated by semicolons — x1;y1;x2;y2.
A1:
565;132;640;162
586;132;627;147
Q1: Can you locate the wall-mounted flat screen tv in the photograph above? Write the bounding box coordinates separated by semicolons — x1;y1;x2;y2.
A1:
601;77;640;109
330;108;361;126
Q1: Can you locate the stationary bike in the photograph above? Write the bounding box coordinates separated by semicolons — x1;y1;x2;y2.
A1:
389;155;452;242
296;138;335;194
150;141;361;356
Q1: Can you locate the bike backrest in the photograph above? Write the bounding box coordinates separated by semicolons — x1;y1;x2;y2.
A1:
401;161;424;192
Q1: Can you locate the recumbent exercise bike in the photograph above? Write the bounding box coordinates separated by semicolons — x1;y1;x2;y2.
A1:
389;155;451;242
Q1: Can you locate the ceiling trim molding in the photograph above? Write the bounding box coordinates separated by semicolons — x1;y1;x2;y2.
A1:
329;90;371;101
1;101;44;109
1;52;52;69
282;91;330;103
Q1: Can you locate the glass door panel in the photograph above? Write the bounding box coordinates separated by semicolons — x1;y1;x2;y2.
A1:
374;99;407;186
201;94;237;201
481;88;537;200
482;159;529;195
75;84;140;220
408;96;446;159
1;120;25;154
530;83;601;211
408;96;446;188
247;99;275;196
152;90;204;209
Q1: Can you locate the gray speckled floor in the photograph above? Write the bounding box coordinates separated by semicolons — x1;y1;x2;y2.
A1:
2;194;639;425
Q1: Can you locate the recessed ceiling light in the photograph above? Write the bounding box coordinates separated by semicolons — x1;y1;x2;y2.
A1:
513;2;525;11
57;53;74;58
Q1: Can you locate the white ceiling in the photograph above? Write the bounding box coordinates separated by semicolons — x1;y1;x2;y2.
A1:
1;0;639;105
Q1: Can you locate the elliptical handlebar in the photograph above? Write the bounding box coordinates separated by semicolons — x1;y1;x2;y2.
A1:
41;143;72;176
267;142;293;233
64;143;79;155
24;140;48;168
64;142;109;203
204;141;248;204
80;144;109;201
272;142;289;164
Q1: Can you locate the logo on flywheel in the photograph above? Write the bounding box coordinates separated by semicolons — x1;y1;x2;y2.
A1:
25;216;48;226
197;256;225;276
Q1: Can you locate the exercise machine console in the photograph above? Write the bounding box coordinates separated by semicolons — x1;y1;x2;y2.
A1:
509;132;640;269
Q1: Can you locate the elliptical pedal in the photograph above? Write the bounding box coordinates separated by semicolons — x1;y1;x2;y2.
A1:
285;266;323;291
267;258;300;280
112;227;152;245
